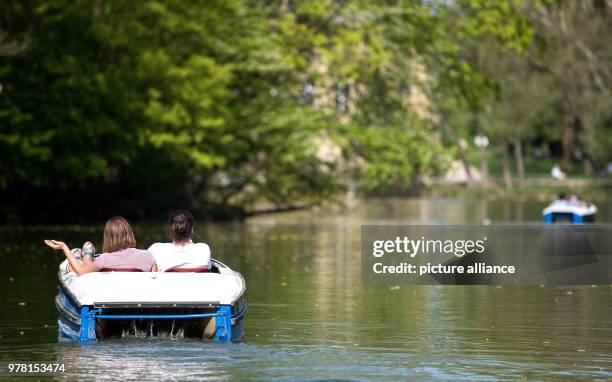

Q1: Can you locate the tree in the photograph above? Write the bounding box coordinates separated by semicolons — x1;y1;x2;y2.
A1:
526;0;612;172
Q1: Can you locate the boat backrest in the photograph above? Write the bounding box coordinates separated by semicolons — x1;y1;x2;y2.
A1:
166;266;210;273
100;267;144;272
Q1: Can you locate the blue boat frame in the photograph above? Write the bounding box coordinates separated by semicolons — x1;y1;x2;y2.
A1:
543;212;594;224
77;304;234;342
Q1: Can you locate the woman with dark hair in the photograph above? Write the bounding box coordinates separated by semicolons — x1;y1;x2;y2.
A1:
147;210;211;272
44;216;157;275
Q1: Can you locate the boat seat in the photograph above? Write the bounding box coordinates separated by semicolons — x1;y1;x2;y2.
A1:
167;266;210;273
100;267;143;272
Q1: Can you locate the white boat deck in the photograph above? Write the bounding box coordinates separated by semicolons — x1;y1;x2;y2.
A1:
58;260;245;307
542;203;597;217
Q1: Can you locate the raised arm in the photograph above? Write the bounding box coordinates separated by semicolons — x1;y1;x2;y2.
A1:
44;240;100;276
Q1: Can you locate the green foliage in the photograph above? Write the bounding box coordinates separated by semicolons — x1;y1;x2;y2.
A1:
3;0;598;222
458;0;532;54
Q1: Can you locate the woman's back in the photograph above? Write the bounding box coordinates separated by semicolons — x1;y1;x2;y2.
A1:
148;242;211;272
152;209;212;272
95;248;156;272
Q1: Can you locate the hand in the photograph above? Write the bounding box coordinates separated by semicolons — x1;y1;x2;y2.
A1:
44;239;68;251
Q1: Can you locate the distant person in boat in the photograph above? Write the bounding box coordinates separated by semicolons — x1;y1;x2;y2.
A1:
569;194;587;207
551;192;568;206
148;209;212;272
44;216;157;275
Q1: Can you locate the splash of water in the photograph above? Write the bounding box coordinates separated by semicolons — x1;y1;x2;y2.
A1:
118;320;186;339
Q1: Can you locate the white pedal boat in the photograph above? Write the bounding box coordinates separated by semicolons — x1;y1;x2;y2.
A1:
55;259;247;342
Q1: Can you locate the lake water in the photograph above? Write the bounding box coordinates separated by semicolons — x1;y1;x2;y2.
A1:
1;198;611;380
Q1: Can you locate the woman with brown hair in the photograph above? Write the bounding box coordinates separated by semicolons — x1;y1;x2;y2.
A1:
44;216;157;275
147;209;211;272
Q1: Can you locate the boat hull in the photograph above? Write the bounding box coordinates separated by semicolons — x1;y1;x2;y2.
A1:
56;288;247;342
542;204;597;224
55;258;248;342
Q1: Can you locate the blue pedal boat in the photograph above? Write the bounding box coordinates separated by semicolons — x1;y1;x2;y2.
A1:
542;203;597;223
55;259;247;342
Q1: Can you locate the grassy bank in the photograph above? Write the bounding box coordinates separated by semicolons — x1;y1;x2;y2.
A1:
465;147;608;179
425;147;611;202
425;182;611;203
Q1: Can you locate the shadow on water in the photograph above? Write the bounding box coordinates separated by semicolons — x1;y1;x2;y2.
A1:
0;198;611;380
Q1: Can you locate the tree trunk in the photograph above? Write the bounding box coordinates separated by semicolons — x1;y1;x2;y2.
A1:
514;138;525;189
583;153;594;176
501;137;513;190
479;145;489;186
280;0;290;13
562;96;576;170
458;142;473;185
476;116;489;187
581;125;595;176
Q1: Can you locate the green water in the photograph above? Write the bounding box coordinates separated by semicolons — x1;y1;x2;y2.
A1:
0;198;611;381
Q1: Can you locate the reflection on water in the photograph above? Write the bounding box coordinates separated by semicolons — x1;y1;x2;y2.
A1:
0;198;611;380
